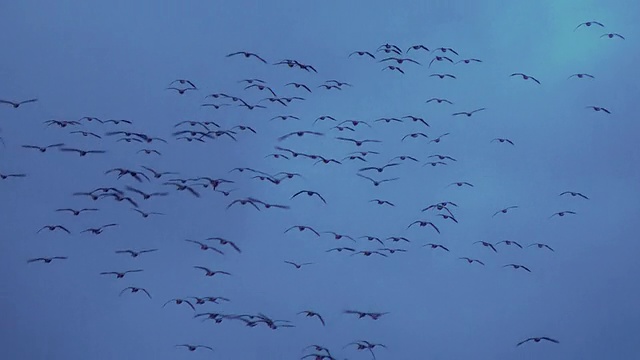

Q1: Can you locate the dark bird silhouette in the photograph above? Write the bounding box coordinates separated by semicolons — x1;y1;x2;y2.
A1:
100;269;143;278
423;243;449;251
285;261;313;269
227;51;267;63
22;143;64;152
473;241;498;253
170;79;196;88
550;210;577;218
528;243;554;251
600;33;625;40
81;223;118;235
285;225;321;236
492;138;515;145
407;220;440;233
194;266;231;277
493;206;519;217
206;237;241;253
496;240;523;248
452;108;486;117
459;257;485;265
37;225;71;234
369;199;394;206
510;73;541;84
0;173;27;180
574;21;604;31
120;287;152;298
175;344;214;352
27;256;67;264
357;174;399;187
163;298;196;311
517;337;559;346
349;51;376;59
568;73;594;80
559;191;589;200
115;249;157;258
166;87;197;95
586;106;610;114
0;98;38;108
56;208;98;216
503;264;531;272
291;190;327;204
426;97;453;104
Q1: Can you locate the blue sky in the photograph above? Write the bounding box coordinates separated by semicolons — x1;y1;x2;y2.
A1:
1;0;639;359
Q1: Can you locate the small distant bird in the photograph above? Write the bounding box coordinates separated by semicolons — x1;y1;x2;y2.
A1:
120;287;152;298
423;243;449;251
37;225;70;234
600;33;625;40
349;51;376;59
448;181;474;188
193;266;231;277
227;51;267;63
452;108;486;117
574;21;604;31
510;73;541;84
163;298;196;311
291;190;326;204
170;79;196;88
56;208;98;216
285;261;313;269
459;257;485;265
503;264;531;272
176;344;214;352
27;256;67;264
493;206;519;217
22;143;65;152
559;191;588;200
382;65;404;74
298;311;325;326
115;249;158;258
0;98;38;108
491;138;514;145
496;240;522;248
426;97;453;104
369;199;394;206
517;337;559;346
550;211;576;218
100;269;143;278
166;87;197;95
586;106;610;114
528;243;554;251
473;241;497;253
568;73;594;80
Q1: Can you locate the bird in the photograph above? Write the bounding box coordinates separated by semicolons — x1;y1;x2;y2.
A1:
528;243;555;251
119;287;152;298
574;21;604;31
291;190;327;204
193;266;231;277
285;261;313;269
473;241;498;253
423;243;449;251
600;33;625;40
22;143;65;152
114;249;158;258
459;257;485;265
550;211;577;218
426;97;453;104
0;173;26;180
517;337;559;346
175;344;214;352
559;191;589;200
100;270;143;278
510;73;541;84
496;240;523;248
586;106;610;114
568;73;594;80
349;51;376;59
452;108;486;117
163;298;196;311
0;98;38;108
503;264;531;272
226;51;267;63
37;225;71;234
185;240;224;255
491;138;514;145
55;208;98;216
27;256;67;264
493;206;519;217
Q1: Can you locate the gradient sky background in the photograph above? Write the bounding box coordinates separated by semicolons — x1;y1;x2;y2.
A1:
1;0;639;359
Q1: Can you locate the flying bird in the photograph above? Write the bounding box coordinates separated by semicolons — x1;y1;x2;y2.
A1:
510;73;541;84
517;337;559;346
574;21;604;31
0;98;38;108
226;51;267;63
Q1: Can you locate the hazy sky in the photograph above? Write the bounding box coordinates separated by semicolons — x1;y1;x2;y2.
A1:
1;0;639;359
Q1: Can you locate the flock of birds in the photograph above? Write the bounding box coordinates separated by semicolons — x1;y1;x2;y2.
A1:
1;18;628;359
